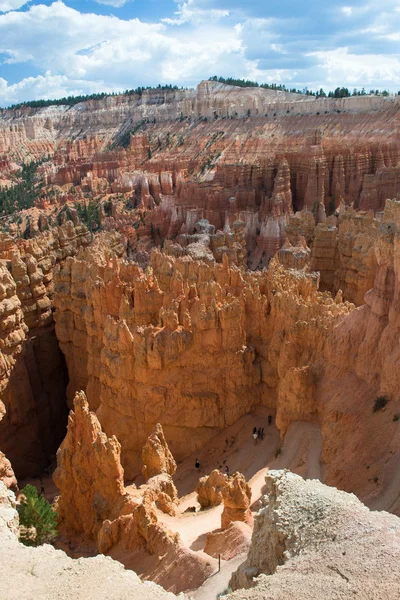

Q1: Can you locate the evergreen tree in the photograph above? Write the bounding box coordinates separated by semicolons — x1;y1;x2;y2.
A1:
18;484;58;547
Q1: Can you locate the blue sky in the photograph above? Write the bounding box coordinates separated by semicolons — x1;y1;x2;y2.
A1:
0;0;399;106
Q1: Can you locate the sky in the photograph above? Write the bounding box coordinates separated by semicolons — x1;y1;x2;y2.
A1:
0;0;400;106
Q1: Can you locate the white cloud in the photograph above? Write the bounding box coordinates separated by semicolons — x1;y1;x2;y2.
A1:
0;0;29;12
0;1;247;105
94;0;129;7
162;0;229;26
341;6;352;16
309;47;400;88
0;72;113;105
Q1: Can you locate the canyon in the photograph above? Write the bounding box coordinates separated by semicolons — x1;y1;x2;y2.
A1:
0;81;399;598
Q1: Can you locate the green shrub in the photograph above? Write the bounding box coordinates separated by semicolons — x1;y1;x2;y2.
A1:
393;414;399;422
373;396;388;412
216;588;231;599
18;485;58;547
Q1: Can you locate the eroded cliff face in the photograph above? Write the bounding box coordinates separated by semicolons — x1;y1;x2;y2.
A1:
0;221;91;478
310;208;380;304
52;196;400;511
1;83;399;272
1;83;399;504
54;391;214;594
54;238;266;477
53;235;320;474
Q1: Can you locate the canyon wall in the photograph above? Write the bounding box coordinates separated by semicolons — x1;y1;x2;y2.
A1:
0;221;91;477
2;81;398;160
0;82;399;505
1;82;399;271
52;198;400;509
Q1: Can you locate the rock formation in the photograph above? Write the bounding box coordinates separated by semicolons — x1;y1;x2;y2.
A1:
142;423;177;481
0;451;17;492
0;481;19;541
2;83;399;272
228;470;400;599
0;481;184;600
51;215;400;512
221;473;252;530
54;390;214;593
1;82;400;599
53;391;133;539
145;473;179;516
0;220;91;478
203;521;252;561
196;469;227;508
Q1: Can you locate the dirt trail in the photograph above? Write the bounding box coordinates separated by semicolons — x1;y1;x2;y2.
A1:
157;411;322;572
22;409;323;596
273;421;322;480
189;552;247;600
366;451;400;514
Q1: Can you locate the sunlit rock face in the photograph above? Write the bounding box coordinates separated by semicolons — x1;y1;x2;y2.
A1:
0;83;400;522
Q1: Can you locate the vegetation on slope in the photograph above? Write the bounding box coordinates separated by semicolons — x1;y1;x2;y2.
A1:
1;77;397;112
18;484;58;547
208;76;394;98
0;158;45;217
1;84;187;112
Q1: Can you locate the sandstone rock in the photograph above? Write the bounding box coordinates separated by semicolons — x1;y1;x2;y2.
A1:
221;472;252;530
0;480;19;541
203;521;252;560
0;480;183;600
97;492;214;594
142;423;177;481
277;239;310;270
0;220;91;479
2;90;398;519
196;469;227;508
146;473;179;516
53;391;131;540
0;451;17;492
53;391;212;593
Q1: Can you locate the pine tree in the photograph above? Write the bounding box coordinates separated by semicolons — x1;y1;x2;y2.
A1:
150;222;155;243
18;484;58;546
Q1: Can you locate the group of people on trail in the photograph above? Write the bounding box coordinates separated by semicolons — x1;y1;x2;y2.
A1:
252;427;263;445
194;415;274;471
252;416;272;445
195;458;230;476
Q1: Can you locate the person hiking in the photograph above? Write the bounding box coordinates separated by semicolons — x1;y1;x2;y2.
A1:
253;431;258;445
268;414;272;426
261;427;265;440
195;459;200;471
225;465;230;476
257;427;262;439
253;426;257;435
